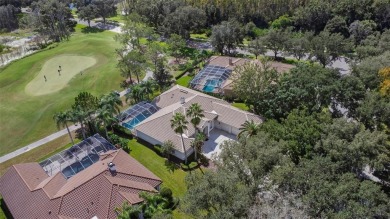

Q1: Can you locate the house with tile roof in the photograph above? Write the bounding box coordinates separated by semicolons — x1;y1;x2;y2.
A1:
189;56;294;97
131;85;263;160
0;134;161;219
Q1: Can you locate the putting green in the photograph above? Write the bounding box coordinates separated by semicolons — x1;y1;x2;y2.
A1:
25;55;97;96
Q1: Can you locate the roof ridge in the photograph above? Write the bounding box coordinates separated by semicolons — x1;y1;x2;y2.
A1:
212;101;254;115
104;175;156;192
53;169;107;198
137;107;178;129
13;164;39;191
35;171;63;190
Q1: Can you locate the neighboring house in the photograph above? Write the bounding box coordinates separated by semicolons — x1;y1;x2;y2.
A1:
190;56;294;96
132;85;263;160
0;134;161;219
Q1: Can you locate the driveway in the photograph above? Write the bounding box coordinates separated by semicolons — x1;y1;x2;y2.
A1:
202;129;236;159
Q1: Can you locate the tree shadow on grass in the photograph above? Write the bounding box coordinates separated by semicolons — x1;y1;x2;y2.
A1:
164;159;180;173
81;26;104;34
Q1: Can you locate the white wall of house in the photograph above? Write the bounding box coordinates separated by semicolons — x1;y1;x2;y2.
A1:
173;147;194;160
214;121;239;135
136;130;161;146
136;130;194;161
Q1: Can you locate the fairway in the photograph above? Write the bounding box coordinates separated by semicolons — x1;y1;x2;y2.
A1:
0;25;121;156
25;55;97;96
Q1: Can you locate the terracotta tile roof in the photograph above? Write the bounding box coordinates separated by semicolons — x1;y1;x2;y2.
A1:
135;85;262;154
105;175;157;192
0;149;161;219
119;191;144;204
13;163;49;190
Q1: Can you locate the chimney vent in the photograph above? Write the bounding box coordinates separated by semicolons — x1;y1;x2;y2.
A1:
108;162;116;175
180;97;185;104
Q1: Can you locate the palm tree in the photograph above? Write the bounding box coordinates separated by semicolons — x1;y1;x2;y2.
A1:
70;106;88;140
139;192;172;218
186;103;204;135
53;110;75;145
96;106;118;139
99;92;123;115
191;133;206;161
161;140;175;159
170;112;189;164
115;202;141;219
140;79;156;100
238;120;260;139
125;84;144;104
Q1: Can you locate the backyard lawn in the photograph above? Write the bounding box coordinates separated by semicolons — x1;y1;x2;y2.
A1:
128;139;197;218
176;75;193;87
0;24;121;156
232;102;250;111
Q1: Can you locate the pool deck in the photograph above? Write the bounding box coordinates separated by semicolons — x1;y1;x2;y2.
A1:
202;129;236;159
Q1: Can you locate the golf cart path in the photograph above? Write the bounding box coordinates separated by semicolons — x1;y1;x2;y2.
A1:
0;125;78;163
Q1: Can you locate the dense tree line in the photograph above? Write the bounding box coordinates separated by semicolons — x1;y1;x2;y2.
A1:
0;4;18;31
126;0;390;34
183;110;390;218
25;0;75;42
75;0;117;25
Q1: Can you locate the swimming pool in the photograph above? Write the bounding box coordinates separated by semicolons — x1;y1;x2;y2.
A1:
122;113;150;130
202;79;220;92
62;153;100;179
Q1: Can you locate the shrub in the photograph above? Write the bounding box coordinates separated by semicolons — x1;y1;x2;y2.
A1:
109;133;130;153
160;187;173;201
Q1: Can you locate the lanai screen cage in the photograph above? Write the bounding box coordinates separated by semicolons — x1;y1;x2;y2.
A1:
190;65;232;93
39;134;116;179
119;101;159;130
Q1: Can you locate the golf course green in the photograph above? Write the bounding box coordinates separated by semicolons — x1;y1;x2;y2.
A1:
0;25;121;156
25;55;97;96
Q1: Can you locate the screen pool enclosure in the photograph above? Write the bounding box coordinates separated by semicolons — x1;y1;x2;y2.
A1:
190;65;232;93
119;101;159;130
39;134;116;179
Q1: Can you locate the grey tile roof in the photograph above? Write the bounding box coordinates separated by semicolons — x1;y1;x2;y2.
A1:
135;85;263;153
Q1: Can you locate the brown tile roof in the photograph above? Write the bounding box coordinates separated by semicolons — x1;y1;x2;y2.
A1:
207;56;249;70
0;149;161;219
119;191;144;204
135;85;263;154
13;163;49;190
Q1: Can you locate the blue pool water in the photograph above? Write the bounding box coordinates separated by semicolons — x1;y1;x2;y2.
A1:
202;80;220;92
62;153;99;179
122;113;149;130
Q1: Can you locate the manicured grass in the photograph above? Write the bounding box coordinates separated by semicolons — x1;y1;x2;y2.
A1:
25;55;97;96
128;139;198;218
176;75;193;87
232;102;249;111
0;24;121;156
129;139;188;197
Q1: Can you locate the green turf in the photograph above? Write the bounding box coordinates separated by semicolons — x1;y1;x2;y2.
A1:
232;102;249;111
128;139;196;218
25;55;97;96
176;75;193;87
0;24;121;156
